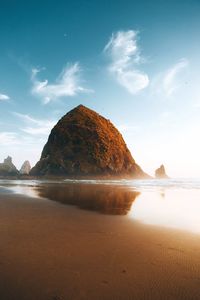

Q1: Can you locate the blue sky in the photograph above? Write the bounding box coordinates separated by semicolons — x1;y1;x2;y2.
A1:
0;0;200;177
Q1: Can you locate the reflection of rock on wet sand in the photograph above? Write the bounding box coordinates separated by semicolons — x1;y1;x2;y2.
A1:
36;184;140;215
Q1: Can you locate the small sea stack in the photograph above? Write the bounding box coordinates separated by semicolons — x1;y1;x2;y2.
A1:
20;160;31;175
155;164;169;179
0;156;18;176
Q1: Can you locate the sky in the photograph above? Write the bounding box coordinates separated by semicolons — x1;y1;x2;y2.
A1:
0;0;200;177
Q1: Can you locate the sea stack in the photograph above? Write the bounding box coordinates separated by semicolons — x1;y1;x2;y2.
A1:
155;164;169;179
20;160;31;175
0;156;18;176
30;105;148;178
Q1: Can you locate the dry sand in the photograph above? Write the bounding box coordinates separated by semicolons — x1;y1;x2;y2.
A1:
0;190;200;300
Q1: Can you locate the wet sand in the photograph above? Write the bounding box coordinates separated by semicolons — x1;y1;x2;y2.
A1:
0;190;200;300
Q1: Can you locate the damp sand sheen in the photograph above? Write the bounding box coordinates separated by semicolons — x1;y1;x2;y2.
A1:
0;179;200;300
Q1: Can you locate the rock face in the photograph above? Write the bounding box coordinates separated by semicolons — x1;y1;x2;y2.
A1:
20;160;31;175
31;105;148;178
0;156;18;176
155;164;169;179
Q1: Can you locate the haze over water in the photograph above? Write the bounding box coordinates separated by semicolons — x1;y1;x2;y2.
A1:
1;178;200;234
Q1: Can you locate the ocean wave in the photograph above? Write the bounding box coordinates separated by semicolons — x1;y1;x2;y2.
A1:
1;178;200;192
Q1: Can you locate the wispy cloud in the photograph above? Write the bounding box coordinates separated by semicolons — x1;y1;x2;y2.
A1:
0;113;56;168
117;124;140;133
0;94;10;101
152;58;189;97
0;132;18;145
13;112;56;136
157;111;175;127
163;59;189;96
104;30;149;94
31;63;92;104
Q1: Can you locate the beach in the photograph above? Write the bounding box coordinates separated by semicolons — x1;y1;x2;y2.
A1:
0;182;200;300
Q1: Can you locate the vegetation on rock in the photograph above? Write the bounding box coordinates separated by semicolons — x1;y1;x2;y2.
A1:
31;105;148;177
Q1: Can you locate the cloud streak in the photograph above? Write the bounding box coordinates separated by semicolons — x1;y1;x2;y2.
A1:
14;112;56;136
117;124;139;133
1;113;57;168
104;30;149;94
0;94;10;101
152;58;189;97
0;132;18;145
31;63;91;104
163;59;189;96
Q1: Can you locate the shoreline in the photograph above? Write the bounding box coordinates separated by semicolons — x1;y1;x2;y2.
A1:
0;172;153;180
0;191;200;299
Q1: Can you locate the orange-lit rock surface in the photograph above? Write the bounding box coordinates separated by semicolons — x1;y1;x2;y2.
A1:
31;105;148;177
155;164;169;178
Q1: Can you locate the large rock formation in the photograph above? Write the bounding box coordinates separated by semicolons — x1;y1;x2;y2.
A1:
30;105;148;178
20;160;31;175
0;156;18;176
155;164;169;179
